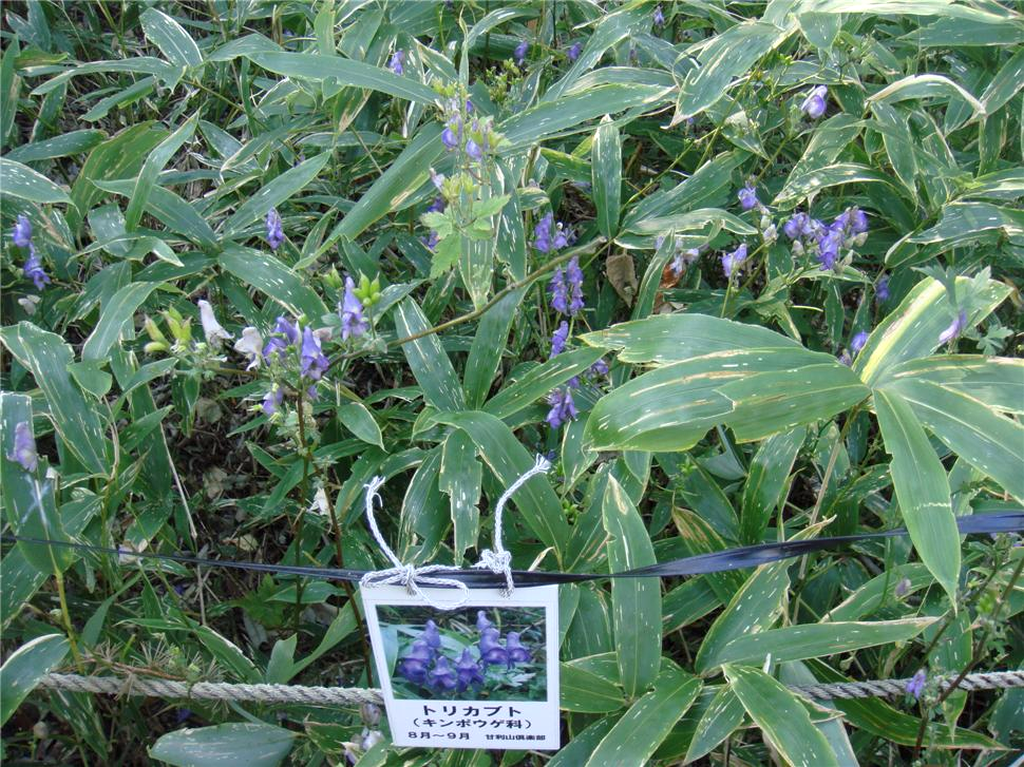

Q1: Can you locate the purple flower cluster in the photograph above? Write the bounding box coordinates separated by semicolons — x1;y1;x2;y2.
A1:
800;85;828;119
548;255;584;315
254;314;338;414
782;207;868;271
738;183;759;211
265;209;285;250
721;243;748;279
11;214;50;290
7;421;38;472
514;40;528;65
545;387;578;429
339;277;369;340
534;213;574;255
396;613;532;694
389;50;405;75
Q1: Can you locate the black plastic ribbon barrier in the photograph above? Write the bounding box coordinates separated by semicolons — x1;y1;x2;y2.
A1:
3;511;1023;588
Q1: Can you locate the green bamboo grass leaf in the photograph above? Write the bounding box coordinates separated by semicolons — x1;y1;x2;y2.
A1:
585;663;701;767
393;298;466;412
740;427;805;544
337;402;384;449
585;347;865;452
624;208;757;237
68;123;169;234
724;665;840;767
249;52;438;105
140;8;203;68
673;22;791;122
463;288;525;409
439;429;482;560
546;718;619;767
80;76;156;122
125;114;197;230
868;74;984;119
560;663;627;713
31;58;183;95
0;634;69;726
980;47;1024;114
483;347;604;421
220;245;328;320
0;323;109;475
581;313;802;364
222;152;330;238
695;519;829;672
906;202;1024;247
884;355;1024;414
320;124;443;252
0;34;19;152
684;686;746;763
1;394;69;574
870;102;918;200
0;158;70;203
716;618;936;665
854;277;1010;387
149;723;296;767
433;411;569;555
4;129;106;162
592;117;622;240
500;84;674;150
886;377;1024;501
874;388;959;601
623;151;747;228
901;17;1024;47
776;114;862;200
92;179;218;250
800;0;1010;21
82;282;160;361
603;475;661;698
772;162;897;207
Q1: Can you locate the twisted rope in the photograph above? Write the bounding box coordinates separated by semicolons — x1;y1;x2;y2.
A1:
37;670;1024;706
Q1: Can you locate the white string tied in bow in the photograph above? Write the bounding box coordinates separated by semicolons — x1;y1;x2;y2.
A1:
473;455;552;597
359;476;469;611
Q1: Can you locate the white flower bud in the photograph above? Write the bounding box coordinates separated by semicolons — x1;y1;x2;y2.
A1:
198;300;232;349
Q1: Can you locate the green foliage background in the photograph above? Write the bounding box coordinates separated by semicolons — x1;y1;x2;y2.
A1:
1;1;1023;765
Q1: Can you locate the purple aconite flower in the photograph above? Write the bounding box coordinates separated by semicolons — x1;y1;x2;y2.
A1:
783;212;806;240
504;632;531;667
567;42;582;62
653;5;665;25
721;243;748;279
851;330;869;354
800;85;828;119
455;649;485;691
816;229;843;271
300;326;329;381
442;119;461;150
423;619;442;651
389;49;405;75
262;387;284;416
7;421;38;472
906;669;927;700
876;275;890;303
429;168;446;191
465;138;482;160
738;184;758;211
589;358;610;377
263;316;298;360
895;577;911;597
476;610;493;631
514;40;528;65
265;208;285;250
534;213;554;253
12;214;32;247
851;208;869;234
566;256;584;314
398;639;433;685
339;277;369;340
550;321;570;358
938;310;968;344
23;246;50;290
427;196;445;214
545;387;578;429
548;267;569;314
479;626;508;666
428;656;457;691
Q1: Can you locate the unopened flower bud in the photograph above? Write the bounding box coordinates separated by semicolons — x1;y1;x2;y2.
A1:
144;341;169;354
144;315;167;343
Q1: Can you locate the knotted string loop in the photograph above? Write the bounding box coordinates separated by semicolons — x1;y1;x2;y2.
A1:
473;455;552;596
359;476;469;610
